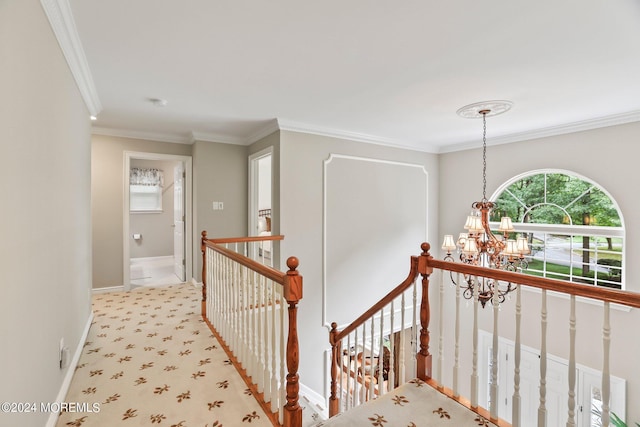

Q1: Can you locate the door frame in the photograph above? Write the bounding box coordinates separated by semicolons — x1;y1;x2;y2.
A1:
248;146;273;236
123;151;193;291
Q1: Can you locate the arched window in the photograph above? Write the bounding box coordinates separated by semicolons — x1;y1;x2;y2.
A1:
491;170;624;289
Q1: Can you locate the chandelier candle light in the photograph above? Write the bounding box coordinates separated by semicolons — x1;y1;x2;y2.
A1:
441;101;530;307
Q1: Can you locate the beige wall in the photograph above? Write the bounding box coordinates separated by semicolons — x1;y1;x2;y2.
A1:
278;130;439;397
0;1;92;425
438;127;640;422
192;140;248;281
91;135;191;288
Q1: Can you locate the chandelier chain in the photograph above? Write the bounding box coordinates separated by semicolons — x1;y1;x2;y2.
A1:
482;111;487;202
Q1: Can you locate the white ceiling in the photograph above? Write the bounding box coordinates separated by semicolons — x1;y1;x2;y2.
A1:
68;0;640;153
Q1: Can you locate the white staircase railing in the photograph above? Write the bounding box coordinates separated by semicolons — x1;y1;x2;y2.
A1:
201;231;302;427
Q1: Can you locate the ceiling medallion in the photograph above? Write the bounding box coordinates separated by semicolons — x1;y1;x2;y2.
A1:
456;100;513;119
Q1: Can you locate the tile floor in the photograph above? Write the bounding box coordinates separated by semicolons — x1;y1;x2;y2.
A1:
130;256;184;287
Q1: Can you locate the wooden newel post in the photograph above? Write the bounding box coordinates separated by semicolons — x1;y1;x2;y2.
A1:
417;242;433;381
201;230;207;316
329;322;341;417
283;256;303;427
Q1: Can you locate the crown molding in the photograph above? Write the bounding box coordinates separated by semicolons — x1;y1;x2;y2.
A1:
190;131;246;145
40;0;102;117
191;120;280;146
439;109;640;153
245;119;280;144
92;109;640;153
92;127;191;145
277;119;439;153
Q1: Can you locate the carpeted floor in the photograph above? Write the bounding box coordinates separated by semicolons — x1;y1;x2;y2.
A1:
57;284;273;427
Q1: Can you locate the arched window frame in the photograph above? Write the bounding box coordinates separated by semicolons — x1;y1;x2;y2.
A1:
490;169;625;289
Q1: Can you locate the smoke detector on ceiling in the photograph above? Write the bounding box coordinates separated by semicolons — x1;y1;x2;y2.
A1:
148;98;168;107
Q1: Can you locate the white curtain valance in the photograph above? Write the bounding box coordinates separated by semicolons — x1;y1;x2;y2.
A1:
130;167;164;187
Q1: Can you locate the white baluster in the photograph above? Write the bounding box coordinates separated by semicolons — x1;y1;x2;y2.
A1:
412;281;418;381
212;250;217;328
233;260;238;351
471;276;479;409
243;266;250;370
263;279;271;400
222;256;228;342
347;328;364;406
538;289;548;427
270;281;278;412
566;294;576;427
346;333;352;410
206;248;211;322
513;285;522;427
602;301;611;427
490;278;500;422
438;270;444;387
369;317;375;400
400;290;406;383
212;251;218;329
389;299;395;391
335;333;341;412
454;272;461;397
256;275;264;393
222;256;228;341
378;308;385;394
279;289;286;425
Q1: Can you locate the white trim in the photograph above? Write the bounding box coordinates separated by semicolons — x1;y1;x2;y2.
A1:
40;0;102;117
322;153;429;329
190;131;246;145
45;311;94;427
94;127;191;145
130;255;173;263
278;118;440;153
95;123;279;147
245;120;280;144
299;381;328;419
190;278;202;288
94;109;640;154
92;285;125;294
123;152;194;291
439;110;640;153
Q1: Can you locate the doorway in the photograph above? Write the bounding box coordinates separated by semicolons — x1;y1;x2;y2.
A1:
248;147;273;237
123;152;193;291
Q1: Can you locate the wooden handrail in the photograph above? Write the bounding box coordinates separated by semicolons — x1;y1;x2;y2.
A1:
205;239;287;284
428;258;640;309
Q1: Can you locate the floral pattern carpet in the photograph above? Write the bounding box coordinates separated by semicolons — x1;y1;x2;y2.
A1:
57;284;272;427
313;379;497;427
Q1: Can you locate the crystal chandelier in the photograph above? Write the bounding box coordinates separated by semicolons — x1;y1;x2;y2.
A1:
441;101;530;307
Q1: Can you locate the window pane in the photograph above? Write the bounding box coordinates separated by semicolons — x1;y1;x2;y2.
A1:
130;185;162;211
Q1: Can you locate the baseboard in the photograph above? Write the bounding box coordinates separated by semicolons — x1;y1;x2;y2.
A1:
190;278;202;288
45;311;94;427
299;382;328;418
130;255;174;263
92;285;124;294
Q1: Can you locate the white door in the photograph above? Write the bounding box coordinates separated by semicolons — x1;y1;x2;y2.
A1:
173;163;185;281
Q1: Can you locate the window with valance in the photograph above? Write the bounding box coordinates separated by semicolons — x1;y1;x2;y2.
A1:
130;168;164;212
